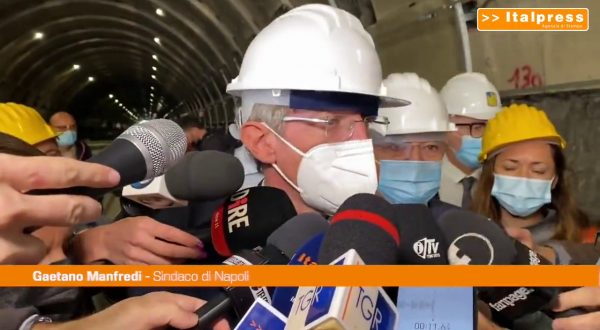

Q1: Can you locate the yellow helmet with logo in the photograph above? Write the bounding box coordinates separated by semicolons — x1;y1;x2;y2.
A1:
0;103;59;145
480;104;566;162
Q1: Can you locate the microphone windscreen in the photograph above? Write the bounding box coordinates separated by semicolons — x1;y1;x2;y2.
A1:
211;186;297;257
99;119;186;181
318;193;399;265
266;212;329;258
29;119;186;198
394;204;449;265
165;150;244;201
436;209;516;265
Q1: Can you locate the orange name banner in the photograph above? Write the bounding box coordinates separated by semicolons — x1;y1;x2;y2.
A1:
0;265;598;287
477;8;589;31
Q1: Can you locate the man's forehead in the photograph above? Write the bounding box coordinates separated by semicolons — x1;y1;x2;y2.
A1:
51;113;76;125
290;108;364;118
449;115;486;124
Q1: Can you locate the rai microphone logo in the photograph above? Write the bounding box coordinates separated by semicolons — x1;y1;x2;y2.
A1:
477;8;589;31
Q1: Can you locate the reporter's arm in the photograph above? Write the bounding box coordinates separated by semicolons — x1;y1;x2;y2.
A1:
552;287;600;330
71;217;205;265
34;292;230;330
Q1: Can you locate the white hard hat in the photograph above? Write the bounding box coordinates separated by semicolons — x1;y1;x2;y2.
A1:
440;72;501;120
369;73;455;139
227;4;408;131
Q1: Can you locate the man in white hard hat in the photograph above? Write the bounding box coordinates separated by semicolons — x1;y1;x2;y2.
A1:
438;72;502;209
228;4;407;215
368;73;456;215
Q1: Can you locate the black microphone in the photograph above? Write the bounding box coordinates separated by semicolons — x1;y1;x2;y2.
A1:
318;193;400;265
207;186;297;258
121;150;245;210
31;119;186;197
165;150;244;201
393;204;449;265
436;209;558;328
193;213;329;329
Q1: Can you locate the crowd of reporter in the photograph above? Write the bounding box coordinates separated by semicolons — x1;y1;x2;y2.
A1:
0;3;599;330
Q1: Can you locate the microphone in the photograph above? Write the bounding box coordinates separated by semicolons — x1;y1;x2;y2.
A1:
194;213;329;329
286;249;399;330
209;186;297;257
271;233;325;315
436;209;516;265
436;209;558;327
30;119;186;197
393;204;449;265
121;150;244;209
318;193;400;265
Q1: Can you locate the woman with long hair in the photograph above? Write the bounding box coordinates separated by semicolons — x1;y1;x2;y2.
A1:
472;104;597;264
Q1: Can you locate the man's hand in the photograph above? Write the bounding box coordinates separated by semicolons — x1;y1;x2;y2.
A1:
74;216;207;264
552;287;600;330
0;154;119;264
31;226;71;264
34;292;231;330
477;311;503;330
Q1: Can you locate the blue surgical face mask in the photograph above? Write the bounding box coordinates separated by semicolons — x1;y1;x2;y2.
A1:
491;174;553;217
378;160;442;205
456;136;482;169
57;130;77;147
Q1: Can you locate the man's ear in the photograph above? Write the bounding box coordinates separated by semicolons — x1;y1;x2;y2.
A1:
240;121;277;164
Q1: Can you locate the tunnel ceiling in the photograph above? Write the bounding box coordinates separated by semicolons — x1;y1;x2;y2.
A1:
0;0;382;138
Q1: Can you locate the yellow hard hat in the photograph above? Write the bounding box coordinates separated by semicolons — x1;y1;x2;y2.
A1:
480;104;566;162
0;103;59;145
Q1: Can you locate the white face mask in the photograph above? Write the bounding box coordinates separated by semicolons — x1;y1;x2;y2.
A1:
262;123;378;215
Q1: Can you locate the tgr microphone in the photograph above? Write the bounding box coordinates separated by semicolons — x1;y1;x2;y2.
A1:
209;186;297;257
437;209;558;327
31;119;186;197
286;249;398;330
121;150;244;209
319;193;400;265
271;233;325;315
393;204;449;265
194;213;329;329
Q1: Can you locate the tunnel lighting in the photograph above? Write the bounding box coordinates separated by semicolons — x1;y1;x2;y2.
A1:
150;86;155;90
152;66;157;71
109;94;114;99
154;37;161;45
152;54;158;61
33;32;44;40
151;75;156;79
150;93;154;97
155;8;165;17
88;76;95;82
119;103;123;107
72;64;80;70
115;99;119;103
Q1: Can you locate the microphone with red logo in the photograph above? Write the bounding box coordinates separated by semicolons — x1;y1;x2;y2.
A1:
319;193;400;265
192;212;329;329
205;186;296;258
436;209;558;328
